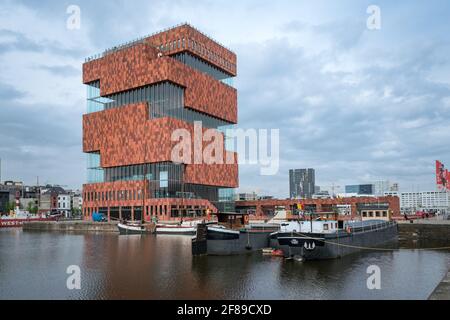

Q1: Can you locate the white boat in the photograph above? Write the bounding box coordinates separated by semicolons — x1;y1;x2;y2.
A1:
117;222;156;234
156;220;204;235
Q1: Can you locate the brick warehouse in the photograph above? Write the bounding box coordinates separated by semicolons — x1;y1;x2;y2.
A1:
235;196;401;218
82;24;238;221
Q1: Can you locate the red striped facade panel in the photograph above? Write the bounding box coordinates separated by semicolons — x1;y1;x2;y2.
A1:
83;43;237;123
83;103;238;188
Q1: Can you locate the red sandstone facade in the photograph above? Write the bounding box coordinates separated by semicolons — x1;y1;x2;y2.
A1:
82;24;238;222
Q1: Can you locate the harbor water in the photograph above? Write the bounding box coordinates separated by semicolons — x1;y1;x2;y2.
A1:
0;228;449;300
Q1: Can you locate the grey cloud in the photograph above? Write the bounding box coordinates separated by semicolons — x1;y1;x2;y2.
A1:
1;0;449;195
35;64;80;77
234;25;450;196
0;82;26;100
0;29;87;58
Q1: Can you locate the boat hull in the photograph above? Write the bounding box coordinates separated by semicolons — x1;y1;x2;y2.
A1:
156;226;196;235
205;229;272;255
276;222;398;260
117;223;155;235
0;217;57;228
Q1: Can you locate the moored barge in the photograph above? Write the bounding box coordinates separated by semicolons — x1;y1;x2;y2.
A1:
274;219;398;260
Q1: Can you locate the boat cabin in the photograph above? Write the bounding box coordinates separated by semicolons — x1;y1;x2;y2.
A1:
279;220;339;234
214;211;249;228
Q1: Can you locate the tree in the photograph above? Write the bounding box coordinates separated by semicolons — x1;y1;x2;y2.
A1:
27;201;33;213
72;207;81;217
6;201;16;213
27;201;38;214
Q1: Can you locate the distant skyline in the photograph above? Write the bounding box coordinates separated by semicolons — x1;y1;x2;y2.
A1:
1;0;450;197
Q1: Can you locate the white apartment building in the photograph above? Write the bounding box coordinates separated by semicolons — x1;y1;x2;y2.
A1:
421;191;449;212
72;195;82;211
57;194;71;217
384;191;449;213
235;192;258;201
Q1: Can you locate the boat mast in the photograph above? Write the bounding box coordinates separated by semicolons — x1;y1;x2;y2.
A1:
142;162;146;224
141;109;148;225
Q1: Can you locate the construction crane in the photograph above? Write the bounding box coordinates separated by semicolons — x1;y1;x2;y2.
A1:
320;183;342;198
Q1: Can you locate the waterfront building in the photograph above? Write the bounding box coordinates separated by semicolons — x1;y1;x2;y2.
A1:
71;194;83;212
19;198;38;210
345;184;374;195
388;191;450;213
235;192;258;201
390;182;399;192
82;24;238;221
289;168;315;199
57;194;71;217
235;196;400;218
373;180;389;195
312;190;331;199
0;190;9;214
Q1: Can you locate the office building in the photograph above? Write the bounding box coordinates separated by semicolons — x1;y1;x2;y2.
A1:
289;168;315;199
345;184;374;195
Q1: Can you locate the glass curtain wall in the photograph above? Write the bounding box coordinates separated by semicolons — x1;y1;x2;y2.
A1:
170;52;234;86
86;152;104;183
87;81;230;129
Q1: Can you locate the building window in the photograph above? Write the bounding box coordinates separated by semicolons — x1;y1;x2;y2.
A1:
86;152;104;183
160;171;168;188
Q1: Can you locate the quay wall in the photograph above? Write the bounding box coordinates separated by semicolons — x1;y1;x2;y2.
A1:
429;268;450;300
398;222;450;242
23;221;119;233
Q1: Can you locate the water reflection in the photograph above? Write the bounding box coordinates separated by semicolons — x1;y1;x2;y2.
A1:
0;229;448;300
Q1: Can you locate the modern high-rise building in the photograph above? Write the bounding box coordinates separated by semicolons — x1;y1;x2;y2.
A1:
82;24;238;221
345;184;374;195
289;168;315;199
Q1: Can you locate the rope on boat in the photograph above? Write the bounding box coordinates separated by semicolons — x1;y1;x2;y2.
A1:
291;231;450;252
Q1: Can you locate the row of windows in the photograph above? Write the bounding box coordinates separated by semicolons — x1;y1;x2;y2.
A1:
84;204;211;219
322;222;338;231
361;210;388;218
171;52;232;82
104;162;180;184
84;184;232;204
158;37;235;72
85;189;144;202
86;81;231;129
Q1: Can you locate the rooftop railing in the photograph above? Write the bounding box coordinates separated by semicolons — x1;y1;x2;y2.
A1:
84;22;235;63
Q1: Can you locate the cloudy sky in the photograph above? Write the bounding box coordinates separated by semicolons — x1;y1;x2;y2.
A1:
0;0;449;197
